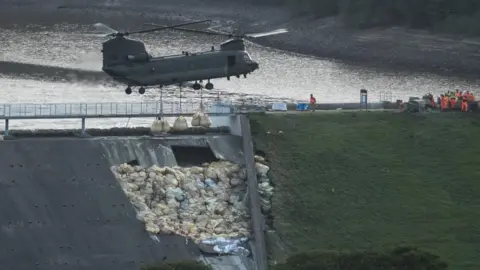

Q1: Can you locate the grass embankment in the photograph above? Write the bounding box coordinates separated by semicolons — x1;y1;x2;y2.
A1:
250;112;480;270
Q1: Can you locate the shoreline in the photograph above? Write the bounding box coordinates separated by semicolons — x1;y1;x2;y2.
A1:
1;1;480;79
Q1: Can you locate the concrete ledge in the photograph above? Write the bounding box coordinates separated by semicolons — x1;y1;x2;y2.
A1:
0;126;231;138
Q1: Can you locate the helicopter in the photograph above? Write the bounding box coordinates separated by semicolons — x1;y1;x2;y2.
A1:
94;20;288;95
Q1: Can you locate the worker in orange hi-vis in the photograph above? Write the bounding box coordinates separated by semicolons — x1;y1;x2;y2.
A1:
455;89;461;98
440;94;447;110
467;91;475;102
309;94;317;112
461;94;469;112
449;95;457;109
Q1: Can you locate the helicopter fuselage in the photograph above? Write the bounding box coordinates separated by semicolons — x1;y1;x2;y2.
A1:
102;48;259;87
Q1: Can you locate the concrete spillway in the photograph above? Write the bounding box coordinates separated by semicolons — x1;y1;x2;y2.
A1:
0;135;248;270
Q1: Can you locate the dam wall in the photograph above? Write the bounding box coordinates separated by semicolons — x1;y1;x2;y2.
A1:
0;113;264;270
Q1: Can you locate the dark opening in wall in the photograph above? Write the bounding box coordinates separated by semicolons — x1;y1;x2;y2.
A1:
171;146;218;166
126;159;140;166
255;150;266;158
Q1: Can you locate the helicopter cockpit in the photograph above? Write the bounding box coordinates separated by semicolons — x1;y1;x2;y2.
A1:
243;52;253;62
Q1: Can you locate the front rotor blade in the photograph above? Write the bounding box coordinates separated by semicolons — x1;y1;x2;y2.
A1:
145;23;229;37
246;28;288;38
94;23;118;35
130;19;212;35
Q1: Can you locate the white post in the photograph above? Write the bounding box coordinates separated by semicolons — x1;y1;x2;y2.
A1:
160;88;163;119
179;86;182;113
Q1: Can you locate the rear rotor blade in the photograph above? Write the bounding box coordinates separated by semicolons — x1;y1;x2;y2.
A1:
245;28;288;38
129;19;212;35
94;23;118;36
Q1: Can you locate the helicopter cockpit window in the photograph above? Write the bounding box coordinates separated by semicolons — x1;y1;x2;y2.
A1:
243;53;252;62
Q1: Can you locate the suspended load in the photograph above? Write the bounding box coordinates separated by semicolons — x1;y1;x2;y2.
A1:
150;118;171;133
200;113;212;127
191;111;212;128
191;112;202;127
172;116;188;131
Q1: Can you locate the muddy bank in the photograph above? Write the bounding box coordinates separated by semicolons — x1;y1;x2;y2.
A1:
1;0;479;77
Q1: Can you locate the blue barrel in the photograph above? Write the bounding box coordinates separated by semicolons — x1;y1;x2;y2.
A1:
296;103;309;111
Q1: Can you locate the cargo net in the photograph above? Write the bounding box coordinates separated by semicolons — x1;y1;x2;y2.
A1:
191;89;211;128
111;157;274;255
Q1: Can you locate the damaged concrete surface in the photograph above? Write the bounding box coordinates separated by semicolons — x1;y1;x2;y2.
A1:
0;139;200;270
96;135;244;167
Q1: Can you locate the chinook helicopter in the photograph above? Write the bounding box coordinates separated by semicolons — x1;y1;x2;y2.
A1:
94;20;288;95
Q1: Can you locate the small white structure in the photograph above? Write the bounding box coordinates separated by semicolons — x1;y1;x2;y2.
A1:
271;103;287;111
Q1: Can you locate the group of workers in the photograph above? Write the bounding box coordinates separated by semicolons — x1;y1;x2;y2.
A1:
425;90;476;112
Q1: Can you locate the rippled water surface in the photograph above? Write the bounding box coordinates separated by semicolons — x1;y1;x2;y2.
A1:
0;23;479;128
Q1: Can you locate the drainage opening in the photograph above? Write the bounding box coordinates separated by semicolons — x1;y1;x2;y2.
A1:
126;160;140;166
171;146;218;166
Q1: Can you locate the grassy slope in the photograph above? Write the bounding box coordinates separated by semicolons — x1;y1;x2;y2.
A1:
250;112;480;270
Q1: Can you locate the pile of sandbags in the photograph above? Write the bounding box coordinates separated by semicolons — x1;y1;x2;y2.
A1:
191;111;212;128
150;118;171;133
255;156;274;214
112;161;251;242
172;116;188;131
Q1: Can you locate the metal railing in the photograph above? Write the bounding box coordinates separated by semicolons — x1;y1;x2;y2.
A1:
0;101;235;119
379;91;393;102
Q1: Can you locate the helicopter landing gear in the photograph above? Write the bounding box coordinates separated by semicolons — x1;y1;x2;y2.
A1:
227;76;230;81
193;82;201;90
205;82;214;90
125;86;132;95
243;74;247;78
138;87;146;95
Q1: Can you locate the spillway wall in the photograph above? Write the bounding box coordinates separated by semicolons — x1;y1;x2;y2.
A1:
0;135;247;270
0;138;201;270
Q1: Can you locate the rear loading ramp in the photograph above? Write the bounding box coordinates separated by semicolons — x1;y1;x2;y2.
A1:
0;139;199;270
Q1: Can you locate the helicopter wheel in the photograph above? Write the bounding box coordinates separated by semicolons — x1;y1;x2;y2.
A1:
205;82;214;90
125;87;132;95
138;87;146;95
192;82;201;90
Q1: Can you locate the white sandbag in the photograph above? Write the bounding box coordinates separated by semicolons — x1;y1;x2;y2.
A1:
255;162;270;176
254;155;266;163
111;160;261;242
191;112;202;127
151;119;171;133
172;116;188;131
160;119;171;133
199;114;212;127
150;119;163;133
